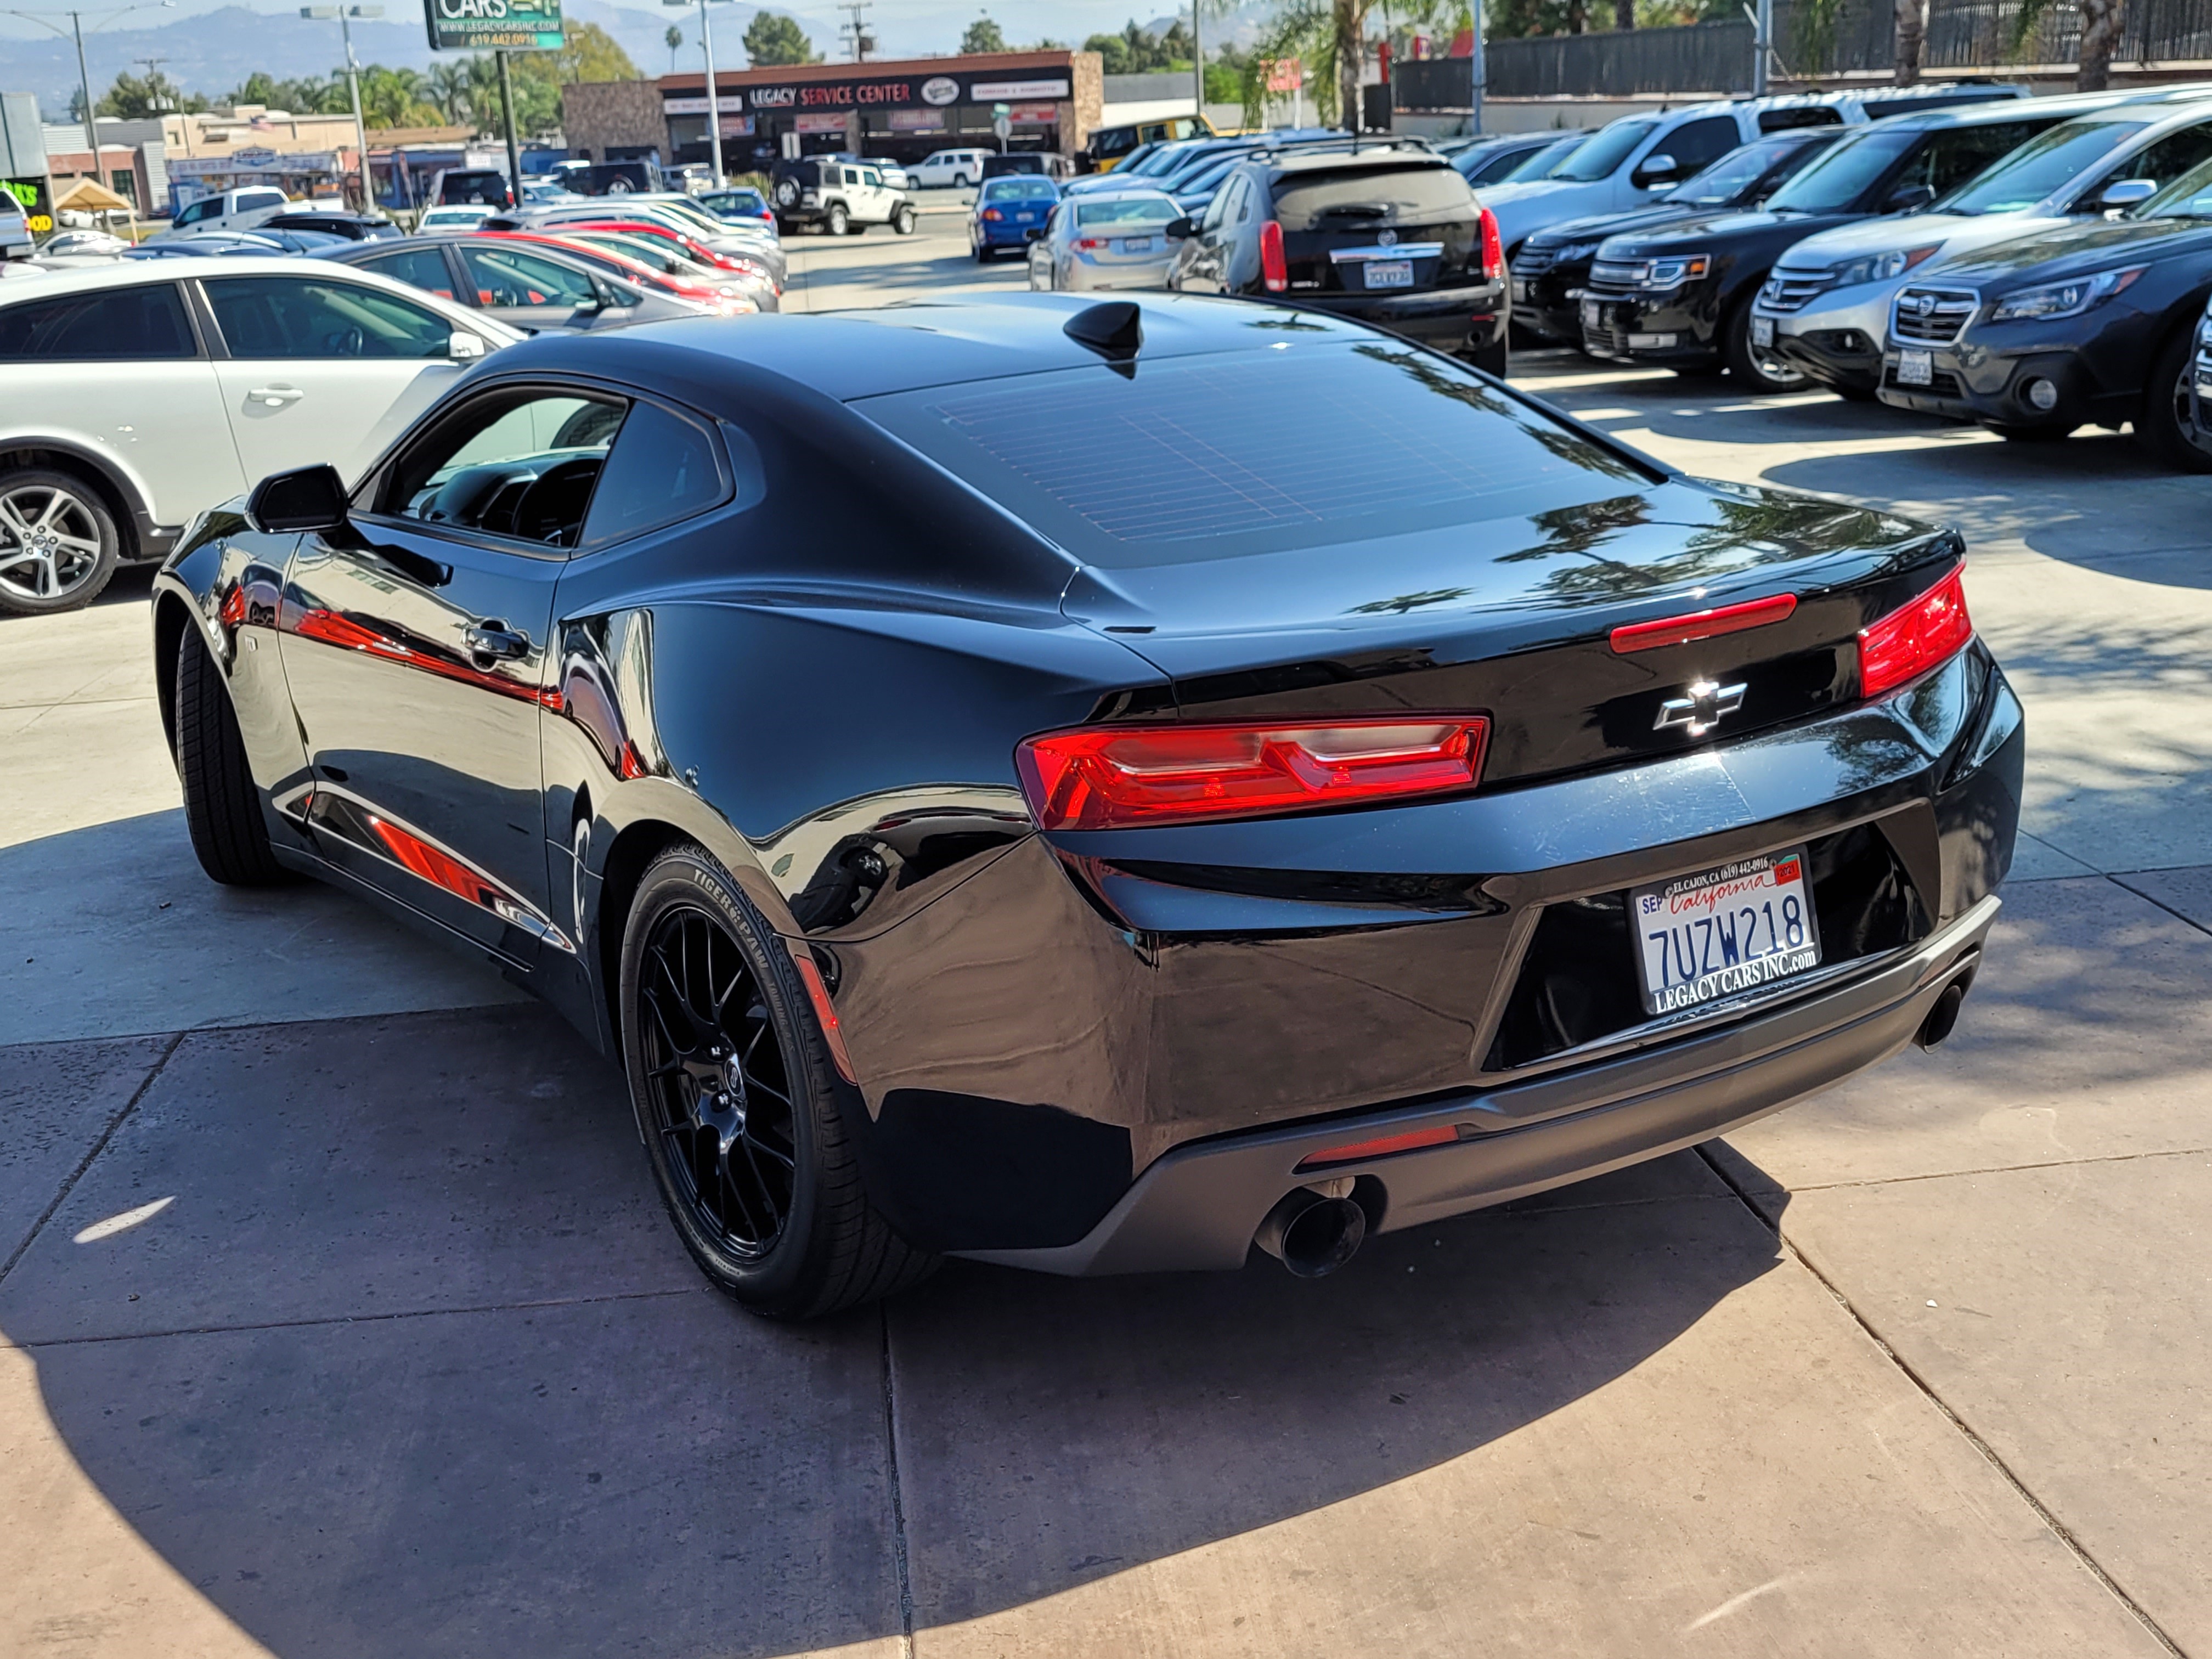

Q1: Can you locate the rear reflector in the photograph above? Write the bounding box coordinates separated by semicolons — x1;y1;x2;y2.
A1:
1017;716;1491;833
1260;219;1287;293
1295;1123;1463;1171
1610;592;1797;654
1859;565;1972;700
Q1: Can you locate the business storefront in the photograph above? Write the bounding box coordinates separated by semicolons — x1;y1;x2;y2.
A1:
642;52;1103;172
168;147;348;213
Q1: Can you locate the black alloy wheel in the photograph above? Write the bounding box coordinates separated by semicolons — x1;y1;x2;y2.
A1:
2134;324;2212;473
1723;298;1809;394
619;845;934;1319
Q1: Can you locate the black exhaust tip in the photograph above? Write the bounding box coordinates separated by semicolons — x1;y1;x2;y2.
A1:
1255;1189;1367;1278
1914;964;1977;1050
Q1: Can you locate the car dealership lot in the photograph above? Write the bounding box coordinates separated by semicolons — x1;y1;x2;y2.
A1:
4;228;2212;1656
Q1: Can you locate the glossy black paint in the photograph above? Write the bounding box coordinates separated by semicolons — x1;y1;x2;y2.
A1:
151;294;2022;1269
1876;213;2212;430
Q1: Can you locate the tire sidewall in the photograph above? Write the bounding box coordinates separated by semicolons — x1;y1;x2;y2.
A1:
0;468;120;616
618;847;828;1309
2138;324;2212;471
1725;298;1806;394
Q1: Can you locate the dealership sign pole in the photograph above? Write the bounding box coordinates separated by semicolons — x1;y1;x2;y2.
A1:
424;0;566;204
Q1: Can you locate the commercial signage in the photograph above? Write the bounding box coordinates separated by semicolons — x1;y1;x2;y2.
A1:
425;0;564;53
697;67;1070;116
793;112;848;134
662;94;744;114
970;78;1068;99
1008;103;1057;125
3;176;52;235
888;109;943;131
1265;57;1304;92
170;150;338;177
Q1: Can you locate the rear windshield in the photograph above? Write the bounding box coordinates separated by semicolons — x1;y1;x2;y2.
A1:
1763;127;1918;211
1543;121;1656;182
855;338;1656;567
982;177;1056;201
1935;117;2147;213
1075;195;1180;225
1271;165;1475;231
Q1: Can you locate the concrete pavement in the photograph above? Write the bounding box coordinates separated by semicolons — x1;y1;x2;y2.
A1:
1;241;2209;1655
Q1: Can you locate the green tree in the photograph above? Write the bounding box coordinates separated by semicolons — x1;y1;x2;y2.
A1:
961;13;1007;52
93;67;205;119
743;11;820;65
665;23;683;71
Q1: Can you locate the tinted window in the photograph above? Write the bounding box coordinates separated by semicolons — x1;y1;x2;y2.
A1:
857;340;1656;567
175;198;217;225
377;390;624;547
1075;195;1179;226
2121;122;2212;198
982;177;1056;201
582;402;731;545
1544;121;1657;181
1664;116;1743;173
1503;134;1585;182
460;245;598;308
0;282;195;360
1269;165;1475;232
1667;132;1831;206
1904;121;2048;196
2136;151;2212;217
1764;127;1919;211
1936;118;2147;214
206;275;453;359
241;189;286;210
358;245;457;298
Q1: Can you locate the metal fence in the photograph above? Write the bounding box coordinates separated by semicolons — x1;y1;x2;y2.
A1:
1477;0;2212;98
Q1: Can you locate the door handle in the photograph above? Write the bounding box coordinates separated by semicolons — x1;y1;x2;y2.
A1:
465;620;530;662
249;386;304;406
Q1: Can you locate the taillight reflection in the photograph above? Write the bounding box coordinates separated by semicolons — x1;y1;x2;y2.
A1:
1859;565;1972;700
1016;716;1489;832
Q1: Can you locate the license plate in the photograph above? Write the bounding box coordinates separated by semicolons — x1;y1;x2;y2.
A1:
1513;277;1532;301
1897;348;1934;387
1581;298;1601;328
1015;212;1035;222
1364;259;1413;290
1751;314;1775;348
1122;236;1153;253
1631;848;1821;1016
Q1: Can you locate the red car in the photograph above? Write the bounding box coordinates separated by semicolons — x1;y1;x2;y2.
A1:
549;218;780;296
476;230;756;314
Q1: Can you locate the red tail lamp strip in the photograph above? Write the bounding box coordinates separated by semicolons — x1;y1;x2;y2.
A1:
1859;564;1972;700
1295;1123;1464;1172
1016;716;1491;833
789;947;858;1084
1610;592;1798;655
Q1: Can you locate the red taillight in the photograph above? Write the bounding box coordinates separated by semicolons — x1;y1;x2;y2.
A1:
981;207;1003;221
1859;566;1972;700
1295;1123;1463;1172
1074;236;1103;250
1015;716;1490;833
1260;218;1287;293
1479;205;1503;283
1610;592;1797;655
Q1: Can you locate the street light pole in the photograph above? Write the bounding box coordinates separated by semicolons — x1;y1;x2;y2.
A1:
666;0;723;185
2;3;175;158
303;5;381;209
496;47;522;205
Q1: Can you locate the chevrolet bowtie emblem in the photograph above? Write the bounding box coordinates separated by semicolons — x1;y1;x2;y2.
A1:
1654;679;1746;737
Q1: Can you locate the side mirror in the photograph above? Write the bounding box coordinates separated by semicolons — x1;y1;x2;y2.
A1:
1632;153;1680;188
2096;177;2157;211
247;463;348;534
448;330;486;360
1166;215;1196;239
1884;183;1936;213
1024;225;1047;242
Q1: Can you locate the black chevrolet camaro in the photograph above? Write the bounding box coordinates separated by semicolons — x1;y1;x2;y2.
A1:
151;295;2023;1318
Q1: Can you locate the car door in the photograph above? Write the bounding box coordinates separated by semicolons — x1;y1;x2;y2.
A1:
0;277;244;533
457;242;630;332
198;270;479;489
278;385;627;964
1176;174;1243;291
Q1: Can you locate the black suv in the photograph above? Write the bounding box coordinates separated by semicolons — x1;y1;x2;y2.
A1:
1514;125;1845;345
1578;96;2119;391
1166;144;1509;375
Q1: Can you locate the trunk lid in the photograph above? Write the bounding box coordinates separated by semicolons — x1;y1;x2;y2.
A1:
1273;162;1483;297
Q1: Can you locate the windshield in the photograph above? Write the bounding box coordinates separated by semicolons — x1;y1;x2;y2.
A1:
1500;134;1587;182
2137;151;2212;216
1667;133;1827;206
1542;121;1657;182
1272;165;1475;231
1936;118;2147;213
1173;156;1242;195
1131;144;1198;177
1075;195;1180;226
1763;127;1918;212
981;177;1056;201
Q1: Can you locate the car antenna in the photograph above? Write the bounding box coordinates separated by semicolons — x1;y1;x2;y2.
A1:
1064;301;1144;369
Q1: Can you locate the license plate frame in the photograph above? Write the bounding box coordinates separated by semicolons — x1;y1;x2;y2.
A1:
1897;347;1934;387
1751;314;1775;348
1364;259;1414;290
1629;848;1822;1017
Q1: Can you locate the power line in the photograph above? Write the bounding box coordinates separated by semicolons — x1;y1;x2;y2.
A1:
837;0;872;61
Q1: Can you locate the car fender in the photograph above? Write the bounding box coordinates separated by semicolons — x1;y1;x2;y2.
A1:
0;427;162;557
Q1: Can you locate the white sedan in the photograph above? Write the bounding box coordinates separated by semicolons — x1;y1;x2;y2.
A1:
1026;187;1188;292
0;257;519;614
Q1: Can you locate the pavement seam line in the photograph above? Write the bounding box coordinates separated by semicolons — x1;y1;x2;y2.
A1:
1775;1143;2212;1194
0;1028;185;1289
1695;1145;2190;1658
2108;873;2212;942
14;1285;703;1348
880;1302;917;1659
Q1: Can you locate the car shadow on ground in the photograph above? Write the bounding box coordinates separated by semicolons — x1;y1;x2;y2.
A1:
2;991;1786;1657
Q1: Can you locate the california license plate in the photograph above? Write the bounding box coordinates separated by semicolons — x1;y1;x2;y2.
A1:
1897;348;1934;386
1751;314;1775;347
1123;236;1153;252
1581;298;1601;328
1364;259;1413;290
1631;848;1821;1016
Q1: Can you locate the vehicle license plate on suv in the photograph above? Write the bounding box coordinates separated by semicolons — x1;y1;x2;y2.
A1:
1751;314;1775;347
1630;848;1821;1016
1364;259;1413;289
1897;348;1934;386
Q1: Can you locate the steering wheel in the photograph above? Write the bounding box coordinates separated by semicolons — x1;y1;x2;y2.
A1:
509;455;602;546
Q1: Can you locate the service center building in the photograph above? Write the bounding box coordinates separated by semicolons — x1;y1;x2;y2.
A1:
567;50;1104;173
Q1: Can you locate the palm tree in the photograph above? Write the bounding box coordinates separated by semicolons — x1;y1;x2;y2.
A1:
664;23;683;71
427;60;475;126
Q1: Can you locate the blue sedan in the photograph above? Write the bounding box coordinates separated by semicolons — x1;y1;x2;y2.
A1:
971;176;1058;262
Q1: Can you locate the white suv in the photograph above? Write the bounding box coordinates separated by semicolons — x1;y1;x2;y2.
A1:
0;258;519;614
769;159;917;236
911;149;992;189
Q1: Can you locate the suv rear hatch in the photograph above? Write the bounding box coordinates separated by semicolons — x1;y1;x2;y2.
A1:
1273;162;1482;298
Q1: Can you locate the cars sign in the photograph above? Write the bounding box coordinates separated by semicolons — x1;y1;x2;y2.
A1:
425;0;564;53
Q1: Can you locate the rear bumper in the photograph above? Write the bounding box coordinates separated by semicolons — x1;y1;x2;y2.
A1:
965;893;1997;1275
1295;281;1510;356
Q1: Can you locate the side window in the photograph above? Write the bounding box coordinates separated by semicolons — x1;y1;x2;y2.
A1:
840;166;860;187
242;188;286;212
459;245;597;309
2124;123;2212;192
374;389;626;548
1915;121;2042;194
204;274;454;360
0;283;195;360
1201;176;1237;232
1666;117;1743;173
581;400;732;546
176;199;214;227
358;245;458;300
861;167;883;189
1236;177;1257;222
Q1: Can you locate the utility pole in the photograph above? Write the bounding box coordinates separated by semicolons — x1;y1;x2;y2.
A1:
1;4;177;195
496;47;522;204
664;0;725;185
1471;0;1484;132
302;5;381;210
1192;0;1203;130
1748;0;1771;93
839;0;872;62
